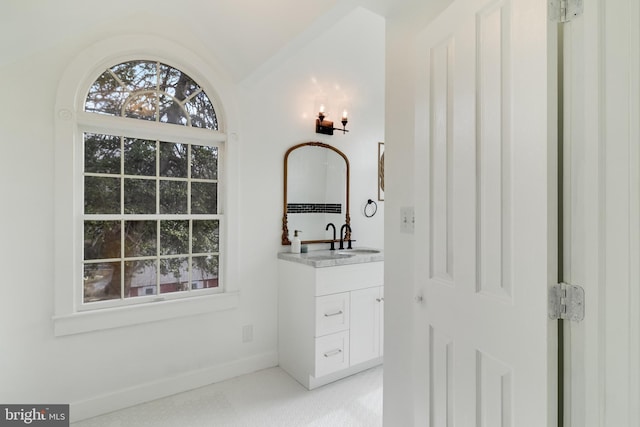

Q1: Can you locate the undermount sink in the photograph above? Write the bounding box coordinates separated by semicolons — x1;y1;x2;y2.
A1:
337;249;381;255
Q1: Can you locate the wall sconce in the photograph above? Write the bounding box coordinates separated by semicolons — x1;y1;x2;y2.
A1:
315;104;349;135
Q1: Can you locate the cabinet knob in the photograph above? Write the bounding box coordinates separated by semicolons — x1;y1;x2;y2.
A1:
415;295;424;303
376;298;384;302
324;349;343;358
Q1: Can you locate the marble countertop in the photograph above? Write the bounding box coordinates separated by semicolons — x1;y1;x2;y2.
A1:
277;248;384;268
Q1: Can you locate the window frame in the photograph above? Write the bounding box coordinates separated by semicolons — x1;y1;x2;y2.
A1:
53;36;239;336
77;116;225;311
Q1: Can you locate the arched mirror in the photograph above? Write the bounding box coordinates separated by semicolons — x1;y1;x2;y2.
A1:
282;142;350;245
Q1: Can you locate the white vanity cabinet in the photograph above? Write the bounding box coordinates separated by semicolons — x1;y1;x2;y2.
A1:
278;256;384;390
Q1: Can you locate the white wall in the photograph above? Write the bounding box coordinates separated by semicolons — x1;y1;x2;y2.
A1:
239;7;385;253
0;6;385;422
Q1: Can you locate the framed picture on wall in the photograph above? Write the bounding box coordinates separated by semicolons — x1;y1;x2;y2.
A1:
378;142;384;201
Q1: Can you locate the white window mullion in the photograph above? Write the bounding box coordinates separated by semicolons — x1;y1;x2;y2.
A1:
188;143;192;215
120;135;126;301
189;219;193;293
156;219;162;296
156;139;160;217
120;220;125;300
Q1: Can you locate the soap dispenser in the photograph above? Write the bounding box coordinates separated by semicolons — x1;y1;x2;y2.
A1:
291;230;302;254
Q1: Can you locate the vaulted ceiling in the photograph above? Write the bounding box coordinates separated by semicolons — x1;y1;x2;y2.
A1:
2;0;447;82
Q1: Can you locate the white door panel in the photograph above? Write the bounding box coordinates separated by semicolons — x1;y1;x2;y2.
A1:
413;0;557;425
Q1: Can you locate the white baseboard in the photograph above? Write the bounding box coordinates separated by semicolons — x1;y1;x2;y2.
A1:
307;357;383;390
70;351;278;423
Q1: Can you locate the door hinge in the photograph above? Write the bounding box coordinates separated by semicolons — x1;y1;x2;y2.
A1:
549;282;585;322
549;0;583;23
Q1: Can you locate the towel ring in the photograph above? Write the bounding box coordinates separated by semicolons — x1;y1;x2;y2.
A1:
364;199;378;218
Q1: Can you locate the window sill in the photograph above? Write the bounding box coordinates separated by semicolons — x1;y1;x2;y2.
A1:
53;291;239;337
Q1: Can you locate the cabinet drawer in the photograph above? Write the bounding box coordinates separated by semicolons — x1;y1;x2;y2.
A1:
315;293;350;337
315;331;350;377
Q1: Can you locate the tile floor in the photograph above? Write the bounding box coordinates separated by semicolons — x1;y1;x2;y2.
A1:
71;366;383;427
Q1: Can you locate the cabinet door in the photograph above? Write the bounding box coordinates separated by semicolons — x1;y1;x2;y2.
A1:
350;286;383;365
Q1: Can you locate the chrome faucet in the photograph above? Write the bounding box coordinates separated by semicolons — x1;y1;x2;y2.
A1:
339;223;352;250
325;223;336;250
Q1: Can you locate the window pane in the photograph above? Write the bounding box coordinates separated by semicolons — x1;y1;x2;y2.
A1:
125;221;157;258
160;220;189;255
191;182;217;214
84;262;121;303
85;176;121;214
84;220;121;260
125;261;157;298
191;145;218;180
192;220;219;253
159;63;199;100
124;178;156;214
112;60;157;91
185;92;218;130
159;258;189;294
124;138;156;176
160;180;187;214
192;255;219;289
158;94;188;126
85;71;128;116
158;66;179;98
124;93;157;121
160;142;188;177
84;133;121;174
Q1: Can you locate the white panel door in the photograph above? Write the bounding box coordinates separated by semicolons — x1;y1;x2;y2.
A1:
413;0;557;425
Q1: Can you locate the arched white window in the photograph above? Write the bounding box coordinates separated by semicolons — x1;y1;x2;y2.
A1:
54;38;238;335
85;60;219;129
81;61;222;306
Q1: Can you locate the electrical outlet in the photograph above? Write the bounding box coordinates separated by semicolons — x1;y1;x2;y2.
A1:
242;324;253;343
400;206;415;234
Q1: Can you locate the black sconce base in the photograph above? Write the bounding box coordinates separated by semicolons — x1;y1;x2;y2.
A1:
315;118;349;135
316;119;335;135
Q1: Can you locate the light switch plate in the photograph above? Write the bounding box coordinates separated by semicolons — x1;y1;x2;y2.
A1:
400;206;415;233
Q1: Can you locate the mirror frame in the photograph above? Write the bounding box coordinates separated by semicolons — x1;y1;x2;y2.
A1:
282;142;350;245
